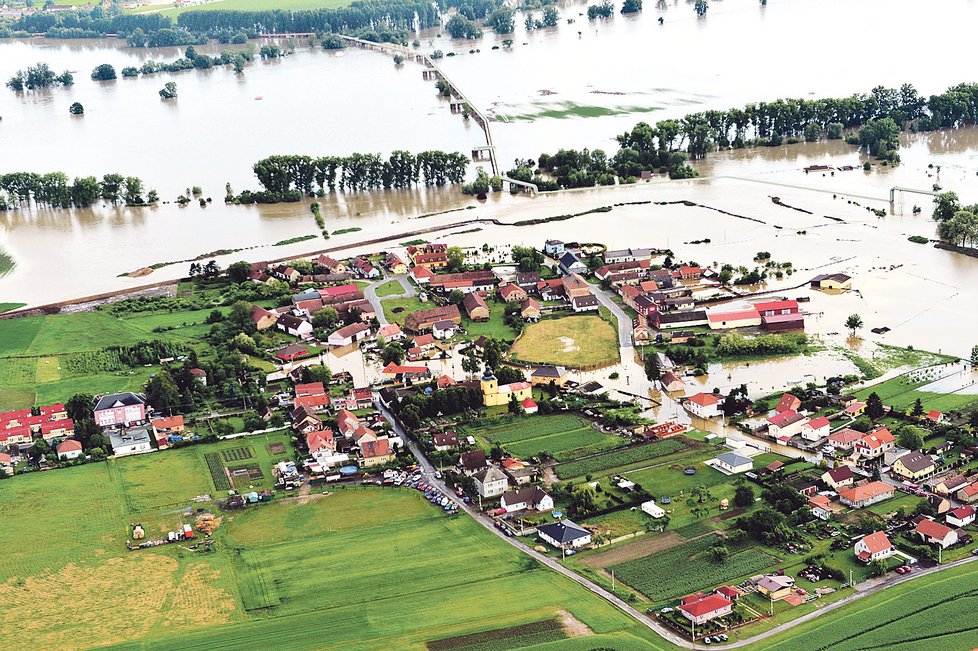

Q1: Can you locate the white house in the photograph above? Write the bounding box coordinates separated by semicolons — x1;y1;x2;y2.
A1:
558;251;587;275
537;519;591;549
327;322;372;347
713;451;753;474
677;593;734;626
946;506;977;528
109;426;154;457
854;531;894;563
277;314;314;339
500;486;554;513
544;239;565;256
685;393;722;419
473;466;509;498
0;452;13;475
56;439;84;461
767;410;807;440
821;465;855;490
801;416;830;441
432;320;457;340
641;500;666;518
914;518;959;549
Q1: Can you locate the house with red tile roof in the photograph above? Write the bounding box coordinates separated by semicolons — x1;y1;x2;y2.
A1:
411;265;435;284
498;283;528;303
56;439;84;461
854;531;894;563
378;323;404;340
677;593;734;625
685;392;722;419
914;518;958;548
295;382;326;397
767;410;807;440
775;393;802;413
827;427;864;452
521;398;538;415
855;427;895;459
946;506;976;528
838;481;894;508
809;494;834;520
360;437;393;467
925;410;944;424
306;429;335;455
801;416;831;442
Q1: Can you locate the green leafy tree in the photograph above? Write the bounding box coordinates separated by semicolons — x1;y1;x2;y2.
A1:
897;425;925;450
312;307;340;330
382;342;405;366
845;313;863;337
69;102;84;115
91;63;117;81
159;81;177;99
145;369;181;414
734;483;755;507
227;261;251;284
932;192;960;222
694;0;709;16
644;352;661;383
869;558;888;577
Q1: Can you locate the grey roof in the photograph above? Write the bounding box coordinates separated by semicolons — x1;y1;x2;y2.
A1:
531;365;567;378
94;392;146;412
572;294;599;308
559;251;583;266
537;519;590;544
474;466;507;484
716;452;753;468
502;486;550;508
109;425;151;449
657;310;708;324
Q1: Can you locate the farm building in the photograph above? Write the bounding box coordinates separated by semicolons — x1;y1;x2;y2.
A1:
530;365;570;387
462;292;491;321
327;322;372;347
810;273;852;290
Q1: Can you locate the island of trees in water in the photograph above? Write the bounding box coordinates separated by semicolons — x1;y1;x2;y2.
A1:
0;172;155;210
238;151;470;203
521;82;978;189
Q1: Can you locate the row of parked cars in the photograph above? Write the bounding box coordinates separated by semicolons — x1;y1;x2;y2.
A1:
403;472;459;513
702;633;729;644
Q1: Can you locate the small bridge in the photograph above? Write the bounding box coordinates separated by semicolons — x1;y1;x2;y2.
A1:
889;186;940;205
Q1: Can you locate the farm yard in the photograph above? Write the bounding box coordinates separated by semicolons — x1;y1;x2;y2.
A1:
463;414;626;461
509;315;619;368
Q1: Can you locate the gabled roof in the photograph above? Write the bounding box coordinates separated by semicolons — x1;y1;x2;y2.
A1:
895;450;934;473
360;437;391;458
537;519;590;544
502;485;550;508
859;531;892;554
56;439;83;453
828;428;864;445
94;392;146;411
688;392;721;407
839;481;892;504
805;416;831;430
306;429;334;454
775;394;801;413
152;415;185;430
459;449;487;471
767;410;805;428
677;593;733;618
473;466;507;484
825;465;854;483
915;518;955;541
858;427;894;449
531;365;567;378
948;506;976;520
295;382;326;397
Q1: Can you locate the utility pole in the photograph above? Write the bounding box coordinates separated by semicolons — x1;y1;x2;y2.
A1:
611;569;615;592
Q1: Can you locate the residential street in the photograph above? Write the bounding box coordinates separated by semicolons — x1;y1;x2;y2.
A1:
589;283;633;349
379;401;978;651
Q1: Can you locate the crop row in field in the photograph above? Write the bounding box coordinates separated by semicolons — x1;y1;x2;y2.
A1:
465;414;587;444
610;536;776;602
204;453;231;491
504;428;623;461
221;446;255;462
556;438;690;478
427;618;565;651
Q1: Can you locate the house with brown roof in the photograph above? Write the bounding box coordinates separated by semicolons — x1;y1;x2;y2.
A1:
251;305;279;331
892;451;936;481
821;465;855;489
462;292;490;322
660;370;685;392
827;427;864;452
933;474;970;497
404;305;462;333
498;283;528;303
530;366;569;387
500;486;553;513
56;439;84;461
767;410;807;440
432;432;459;451
914;518;958;548
520;297;541;322
459;449;488;475
854;531;894;563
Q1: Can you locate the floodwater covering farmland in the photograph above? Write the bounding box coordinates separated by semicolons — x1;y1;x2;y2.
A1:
1;0;978;364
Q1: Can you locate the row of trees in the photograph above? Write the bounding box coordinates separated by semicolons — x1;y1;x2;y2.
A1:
6;62;73;91
0;172;154;209
122;46;256;78
248;151;469;200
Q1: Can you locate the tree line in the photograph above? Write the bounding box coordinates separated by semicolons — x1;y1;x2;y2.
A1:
0;172;155;210
243;151;469;202
933;192;978;249
524;83;978;190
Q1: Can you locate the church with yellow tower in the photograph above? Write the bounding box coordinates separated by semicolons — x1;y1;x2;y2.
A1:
480;367;533;407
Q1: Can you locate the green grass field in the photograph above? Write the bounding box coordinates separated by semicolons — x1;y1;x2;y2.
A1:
382;295;429;326
856;373;978;414
510;315;619;368
0;302;25;313
374;280;404;297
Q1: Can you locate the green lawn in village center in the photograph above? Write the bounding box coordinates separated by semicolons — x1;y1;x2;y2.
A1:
374;279;404;297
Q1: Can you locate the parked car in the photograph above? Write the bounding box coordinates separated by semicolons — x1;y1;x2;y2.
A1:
716;633;728;641
659;607;673;614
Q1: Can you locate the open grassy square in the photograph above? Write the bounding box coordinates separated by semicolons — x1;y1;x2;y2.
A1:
374;279;405;297
509;315;618;368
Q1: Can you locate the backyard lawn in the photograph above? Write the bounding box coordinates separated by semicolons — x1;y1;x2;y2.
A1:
509;315;618;368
